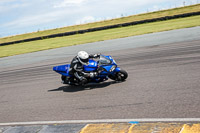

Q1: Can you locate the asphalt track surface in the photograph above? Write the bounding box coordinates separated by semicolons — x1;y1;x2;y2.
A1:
0;27;200;124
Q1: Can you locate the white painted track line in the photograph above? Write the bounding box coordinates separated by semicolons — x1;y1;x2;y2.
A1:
1;118;200;126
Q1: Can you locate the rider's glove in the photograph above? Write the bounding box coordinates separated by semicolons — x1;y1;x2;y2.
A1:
94;54;100;58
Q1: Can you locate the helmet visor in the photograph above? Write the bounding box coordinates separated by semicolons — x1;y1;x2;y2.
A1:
80;58;89;63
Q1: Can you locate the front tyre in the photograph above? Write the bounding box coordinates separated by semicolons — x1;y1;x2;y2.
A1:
109;69;128;81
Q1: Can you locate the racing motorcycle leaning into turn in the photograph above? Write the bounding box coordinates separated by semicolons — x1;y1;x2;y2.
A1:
53;54;128;86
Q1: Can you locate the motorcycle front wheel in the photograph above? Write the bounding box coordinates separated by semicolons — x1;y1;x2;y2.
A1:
109;69;128;81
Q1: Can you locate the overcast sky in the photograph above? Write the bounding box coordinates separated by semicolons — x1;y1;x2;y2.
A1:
0;0;199;37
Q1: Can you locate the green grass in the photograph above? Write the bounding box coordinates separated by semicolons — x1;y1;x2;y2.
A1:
0;4;200;44
1;15;200;58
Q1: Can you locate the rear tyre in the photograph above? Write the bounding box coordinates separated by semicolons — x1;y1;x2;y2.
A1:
61;75;68;84
61;75;66;81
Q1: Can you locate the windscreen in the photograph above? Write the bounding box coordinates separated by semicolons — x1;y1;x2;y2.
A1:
98;55;112;65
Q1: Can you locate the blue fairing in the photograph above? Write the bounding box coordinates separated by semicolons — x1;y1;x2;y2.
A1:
84;60;97;72
53;64;70;76
100;65;113;74
115;67;121;72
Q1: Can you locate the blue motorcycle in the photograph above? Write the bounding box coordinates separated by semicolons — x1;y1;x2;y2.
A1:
53;55;128;85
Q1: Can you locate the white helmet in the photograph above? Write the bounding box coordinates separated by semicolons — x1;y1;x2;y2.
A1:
77;51;89;65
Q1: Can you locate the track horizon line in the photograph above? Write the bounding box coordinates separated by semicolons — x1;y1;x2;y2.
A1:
1;118;200;126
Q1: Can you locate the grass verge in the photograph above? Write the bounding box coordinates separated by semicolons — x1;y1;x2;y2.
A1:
0;15;200;58
0;4;200;44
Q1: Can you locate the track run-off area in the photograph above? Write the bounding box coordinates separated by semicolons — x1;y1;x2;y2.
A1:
0;27;200;132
